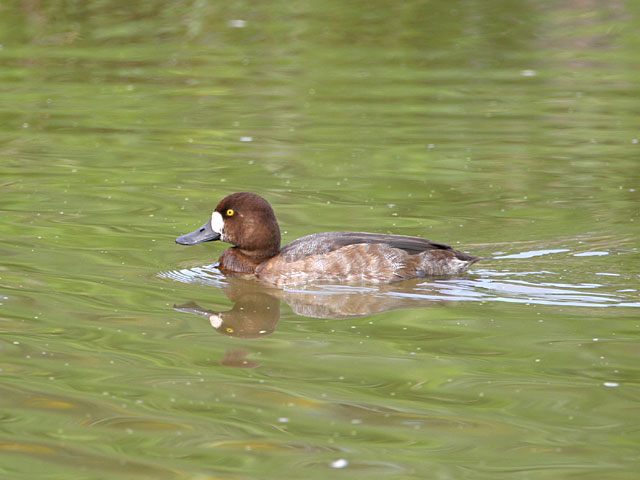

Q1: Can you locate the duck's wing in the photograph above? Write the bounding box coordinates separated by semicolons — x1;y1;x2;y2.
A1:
279;231;476;262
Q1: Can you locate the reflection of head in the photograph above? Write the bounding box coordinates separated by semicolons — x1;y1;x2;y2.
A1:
174;280;280;339
214;290;280;338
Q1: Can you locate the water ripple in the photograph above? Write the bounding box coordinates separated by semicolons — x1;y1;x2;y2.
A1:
421;277;640;308
160;263;639;311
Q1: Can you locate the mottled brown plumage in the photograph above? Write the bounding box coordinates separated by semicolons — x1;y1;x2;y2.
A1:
176;192;481;286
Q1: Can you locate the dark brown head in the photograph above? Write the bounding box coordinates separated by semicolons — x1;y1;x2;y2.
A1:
176;192;281;261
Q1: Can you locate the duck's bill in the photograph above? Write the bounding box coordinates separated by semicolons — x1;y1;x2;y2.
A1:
176;220;221;245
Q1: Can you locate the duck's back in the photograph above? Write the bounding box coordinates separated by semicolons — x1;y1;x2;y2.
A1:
256;232;479;286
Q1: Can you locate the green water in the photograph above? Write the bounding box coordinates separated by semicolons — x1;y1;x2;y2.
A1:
1;1;639;478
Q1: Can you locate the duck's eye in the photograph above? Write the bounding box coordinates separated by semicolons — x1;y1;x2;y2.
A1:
226;327;234;333
226;209;235;217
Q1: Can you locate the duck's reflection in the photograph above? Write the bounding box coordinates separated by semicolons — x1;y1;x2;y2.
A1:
165;268;464;368
171;273;449;336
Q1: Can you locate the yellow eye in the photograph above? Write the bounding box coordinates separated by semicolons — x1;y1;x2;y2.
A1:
226;209;235;217
226;327;234;333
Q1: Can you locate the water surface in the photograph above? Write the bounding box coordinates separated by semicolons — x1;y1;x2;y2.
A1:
1;1;639;479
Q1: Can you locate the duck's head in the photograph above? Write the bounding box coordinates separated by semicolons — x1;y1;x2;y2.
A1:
176;192;281;258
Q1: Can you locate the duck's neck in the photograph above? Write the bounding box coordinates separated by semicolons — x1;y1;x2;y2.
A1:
217;247;277;274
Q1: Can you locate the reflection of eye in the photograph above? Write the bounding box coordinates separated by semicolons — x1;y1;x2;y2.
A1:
226;327;234;333
226;209;234;217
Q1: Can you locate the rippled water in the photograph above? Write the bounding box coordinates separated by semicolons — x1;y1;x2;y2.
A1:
1;1;640;479
163;243;640;311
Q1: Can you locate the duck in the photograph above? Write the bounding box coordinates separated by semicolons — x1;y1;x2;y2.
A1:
176;192;481;286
